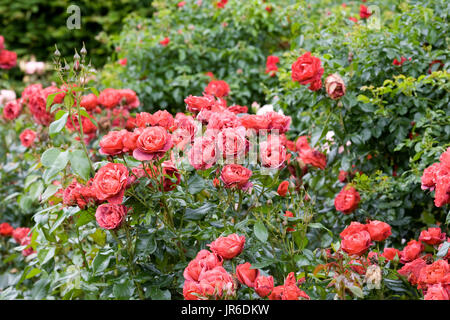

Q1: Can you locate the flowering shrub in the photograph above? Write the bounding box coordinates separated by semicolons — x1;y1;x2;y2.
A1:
0;0;449;301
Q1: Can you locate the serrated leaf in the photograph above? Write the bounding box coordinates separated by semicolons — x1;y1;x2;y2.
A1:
254;220;268;243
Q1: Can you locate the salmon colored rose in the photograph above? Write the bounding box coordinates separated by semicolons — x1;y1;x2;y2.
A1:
424;284;449;300
381;248;401;261
208;233;245;260
334;185;360;214
183;250;223;282
400;240;424;263
366;220;392;242
216;127;248;161
20;129;37;147
298;149;327;170
341;230;372;256
340;222;367;239
220;164;252;190
254;275;274;298
188;136;217;170
95;204;129;230
92;162;129;204
133;126;173;161
183;280;203;300
152;110;175;131
260;137;287;169
98;88;121;109
12;227;31;244
197;266;236;299
204;80;230;98
3;99;22;120
80;93;99;110
184;94;215;114
419;227;446;245
236;262;260;288
99;130;127;156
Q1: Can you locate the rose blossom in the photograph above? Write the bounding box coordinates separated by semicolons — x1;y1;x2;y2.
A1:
204;80;230;98
417;259;449;289
334;185;360;214
341;230;372;256
325;74;346;99
254;275;274;298
160;161;181;192
0;89;16;106
381;248;401;261
360;4;372;19
260;137;286;169
95;204;129;230
398;258;427;285
188;136;217;170
400;240;424;263
424;283;449;300
152;110;175;130
277;181;289;196
419;227;446;245
235;262;260;288
184;94;215;114
291;52;324;91
183;249;223;282
3;99;22;120
20;129;37;148
208;233;245;260
133;126;173;161
0;222;14;236
80;94;99;111
366;220;392;242
92;163;129;204
12;227;31;244
99;130;127;155
220;164;252;190
216;127;248;161
339;222;368;239
0;50;17;69
98;88;121;109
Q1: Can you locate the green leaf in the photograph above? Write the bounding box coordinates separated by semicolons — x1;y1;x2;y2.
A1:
46;92;61;111
348;285;364;298
25;268;42;279
41;148;61;167
149;287;171;300
49;111;69;136
187;174;205;194
69;149;91;181
254;220;268;243
76;211;95;227
184;203;214;221
92;250;113;274
41;184;60;203
113;280;134;300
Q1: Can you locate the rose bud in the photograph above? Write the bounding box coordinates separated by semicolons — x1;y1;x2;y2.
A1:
254;275;274;298
208;233;245;260
235;262;260;288
277;181;289;196
325;74;346;100
381;248;401;261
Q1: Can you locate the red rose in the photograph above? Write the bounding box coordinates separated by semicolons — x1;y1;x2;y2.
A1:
398;258;427;285
291;52;324;91
417;259;449;289
42;86;65;104
419;227;446;245
160;37;170;46
184;94;215;113
152;110;175;130
381;248;401;261
0;35;3;50
440;147;450;168
92;163;129;204
265;55;279;76
400;240;424;263
135;112;154;128
206;110;241;132
0;222;14;236
216;0;228;9
240;114;272;132
334;185;360;214
118;89;139;109
0;50;17;69
421;162;443;190
118;58;127;66
227;105;248;114
341;230;372;256
204;80;230;98
277;181;289;196
197;266;235;298
298;149;327;170
133;126;173;161
270;272;310;300
424;284;449;300
98;88;121;109
63;178;97;209
393;56;408;66
349;17;358;23
325;74;346;100
99;130;126;156
3;99;22;120
340;222;367;239
359;5;372;19
208;233;245;260
216;127;248;161
188;136;217;170
236;262;260;288
349;259;367;275
220;164;252;190
122;130;140;154
268;285;284;300
183;280;203;300
12;227;31;244
338;170;348;182
434;175;450;207
260;137;287;169
20;129;37;147
254;275;274;298
95;204;129;230
29;94;53;125
366;220;392;242
183;249;223;282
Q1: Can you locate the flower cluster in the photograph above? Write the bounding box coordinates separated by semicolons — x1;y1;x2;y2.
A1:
421;147;450;207
0;35;17;69
0;223;35;257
